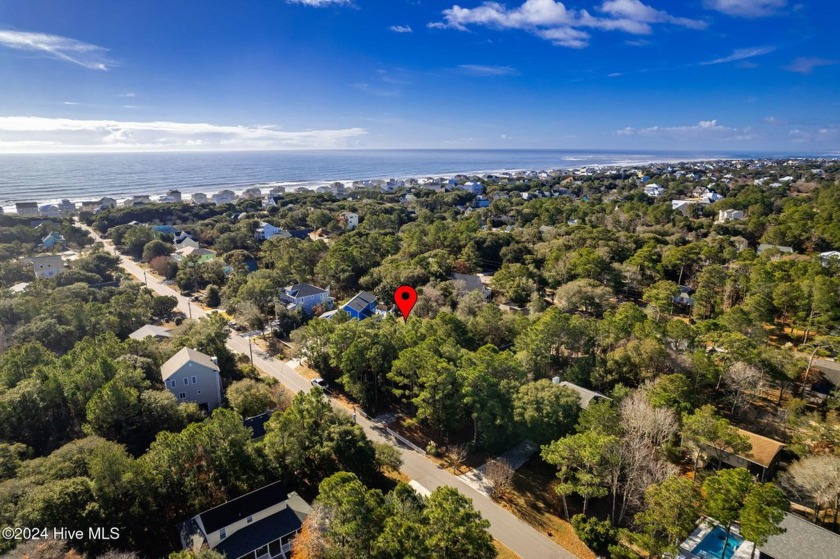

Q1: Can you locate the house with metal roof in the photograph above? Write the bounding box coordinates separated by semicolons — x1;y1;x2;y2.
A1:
177;481;311;559
340;291;377;320
161;347;222;411
554;380;610;409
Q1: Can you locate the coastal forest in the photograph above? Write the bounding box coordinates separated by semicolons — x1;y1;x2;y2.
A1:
0;158;839;558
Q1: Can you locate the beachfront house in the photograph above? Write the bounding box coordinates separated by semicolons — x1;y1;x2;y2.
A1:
57;199;76;214
124;195;151;207
255;222;290;242
192;192;209;204
38;204;61;218
161;347;222;412
212;190;236;205
99;197;117;209
339;211;359;231
241;187;262;200
25;254;65;279
15;202;38;216
177;481;311;559
280;283;332;315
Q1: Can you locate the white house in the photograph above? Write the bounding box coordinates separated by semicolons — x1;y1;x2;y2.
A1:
672;200;695;216
643;184;665;197
212;190;236;205
192;192;209;204
339;211;359;231
716;209;744;223
38;204;61;218
161;347;222;412
129;324;173;341
255;222;291;241
26;254;65;279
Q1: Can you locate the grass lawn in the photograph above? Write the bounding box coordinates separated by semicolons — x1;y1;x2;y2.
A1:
496;458;596;559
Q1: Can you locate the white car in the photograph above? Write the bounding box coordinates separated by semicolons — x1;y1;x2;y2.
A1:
310;378;328;390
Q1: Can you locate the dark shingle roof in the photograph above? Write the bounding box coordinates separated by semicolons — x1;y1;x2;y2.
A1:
243;410;275;439
758;513;840;559
287;283;328;298
342;291;376;313
214;507;302;559
198;481;288;534
451;273;487;293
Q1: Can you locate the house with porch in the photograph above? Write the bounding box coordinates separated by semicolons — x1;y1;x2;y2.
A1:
699;427;785;481
280;283;332;315
177;481;311;559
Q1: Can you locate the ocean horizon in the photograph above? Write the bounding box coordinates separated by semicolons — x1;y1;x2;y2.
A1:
0;148;833;212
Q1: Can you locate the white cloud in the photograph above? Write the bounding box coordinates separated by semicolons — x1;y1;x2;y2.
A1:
599;0;706;29
702;0;785;17
0;116;367;152
62;101;78;105
430;0;704;47
285;0;352;6
617;119;758;141
783;57;838;74
701;46;775;65
0;29;112;70
118;92;136;98
389;25;413;33
458;64;519;76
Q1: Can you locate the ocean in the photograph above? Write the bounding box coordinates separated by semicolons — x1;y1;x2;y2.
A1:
0;149;823;212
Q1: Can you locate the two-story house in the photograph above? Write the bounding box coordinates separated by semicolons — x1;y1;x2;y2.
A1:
177;481;311;559
255;222;291;242
280;284;332;315
26;254;65;279
338;211;359;231
161;347;222;412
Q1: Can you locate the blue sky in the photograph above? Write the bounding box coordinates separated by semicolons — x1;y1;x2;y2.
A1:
0;0;837;152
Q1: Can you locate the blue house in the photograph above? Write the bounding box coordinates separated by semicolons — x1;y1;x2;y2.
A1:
280;283;333;315
341;291;377;320
41;231;65;250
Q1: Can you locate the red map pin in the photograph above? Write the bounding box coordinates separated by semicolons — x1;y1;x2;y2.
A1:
394;285;418;322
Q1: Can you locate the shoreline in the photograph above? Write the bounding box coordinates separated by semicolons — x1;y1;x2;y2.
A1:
1;153;834;215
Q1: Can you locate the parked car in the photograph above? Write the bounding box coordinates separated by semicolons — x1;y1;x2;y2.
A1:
311;378;328;390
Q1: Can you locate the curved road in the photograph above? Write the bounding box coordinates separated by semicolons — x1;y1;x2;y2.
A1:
82;223;576;559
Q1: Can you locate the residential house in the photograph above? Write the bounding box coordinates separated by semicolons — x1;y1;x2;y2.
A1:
241;187;262;200
451;273;491;300
807;358;840;400
458;181;484;195
819;251;840;266
699;427;785;481
243;410;275;440
758;513;840;559
15;202;38;216
99;197;117;209
26;254;65;278
41;231;65;250
474;196;490;208
192;192;209;204
671;200;695;216
643;184;665;197
177;481;311;559
173;246;216;262
167;189;183;203
340;291;377;320
212;190;237;205
554;380;610;409
9;282;29;293
38;204;61;218
124;195;151;207
673;285;695;307
716;209;744;223
161;347;222;411
757;244;794;255
174;234;200;251
339;211;359;231
280;283;332;315
80;201;101;212
128;324;173;341
57;199;77;214
255;222;291;242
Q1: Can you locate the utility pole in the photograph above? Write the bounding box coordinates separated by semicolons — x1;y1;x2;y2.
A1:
187;300;192;319
248;337;254;364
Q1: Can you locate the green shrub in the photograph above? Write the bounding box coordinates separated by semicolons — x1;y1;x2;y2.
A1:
571;514;618;554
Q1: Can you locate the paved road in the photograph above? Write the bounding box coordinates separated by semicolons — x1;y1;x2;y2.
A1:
83;223;576;559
